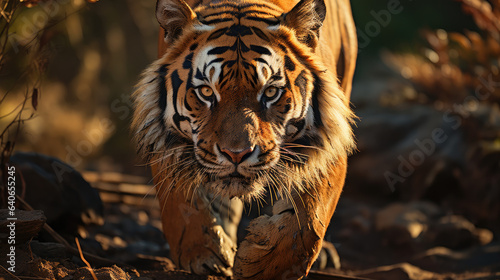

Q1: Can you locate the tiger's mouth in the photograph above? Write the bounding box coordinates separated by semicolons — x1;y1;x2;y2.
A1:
199;166;267;198
222;172;246;180
215;170;255;187
193;145;280;198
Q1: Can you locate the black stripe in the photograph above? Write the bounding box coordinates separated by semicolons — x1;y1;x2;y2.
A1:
171;70;183;114
278;208;295;215
284;71;292;90
284;55;295;71
251;27;270;41
278;44;287;53
219;77;229;89
226;24;253;37
250;45;271;55
183;53;194;69
202;10;277;23
293;133;324;148
238;2;281;11
294;119;306;133
254;57;268;65
171;70;190;133
199;16;234;25
194;68;205;81
282;104;291;114
241;10;278;18
204;2;241;9
206;28;228;41
184;68;194;111
205;2;280;11
289;118;305;139
173;114;190;134
208;46;231;55
208;57;224;65
311;73;323;127
199;146;216;157
238;39;250;52
269;74;282;82
245;16;280;25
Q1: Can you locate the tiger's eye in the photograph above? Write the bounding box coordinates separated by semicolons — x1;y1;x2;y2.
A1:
200;86;213;97
264;86;278;98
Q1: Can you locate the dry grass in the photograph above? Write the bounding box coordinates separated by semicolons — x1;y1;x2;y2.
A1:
386;0;500;106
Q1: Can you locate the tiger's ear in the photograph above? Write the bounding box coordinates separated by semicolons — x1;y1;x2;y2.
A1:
156;0;197;44
282;0;326;49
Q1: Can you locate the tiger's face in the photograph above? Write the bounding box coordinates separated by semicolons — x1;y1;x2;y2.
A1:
133;0;354;200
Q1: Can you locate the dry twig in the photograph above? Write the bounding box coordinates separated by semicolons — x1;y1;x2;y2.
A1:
75;237;99;280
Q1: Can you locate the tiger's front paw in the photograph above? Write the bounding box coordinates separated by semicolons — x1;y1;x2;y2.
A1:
234;210;313;280
176;224;236;277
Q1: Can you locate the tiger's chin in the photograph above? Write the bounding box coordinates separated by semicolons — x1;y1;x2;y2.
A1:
204;176;265;200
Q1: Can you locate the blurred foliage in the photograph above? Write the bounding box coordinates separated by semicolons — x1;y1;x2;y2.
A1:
386;0;500;106
351;0;479;54
383;0;500;226
1;0;40;206
1;0;158;174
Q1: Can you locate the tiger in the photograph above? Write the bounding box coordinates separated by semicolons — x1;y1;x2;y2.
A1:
131;0;357;278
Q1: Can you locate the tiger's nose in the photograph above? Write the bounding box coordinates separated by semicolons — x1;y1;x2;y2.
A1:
220;146;255;164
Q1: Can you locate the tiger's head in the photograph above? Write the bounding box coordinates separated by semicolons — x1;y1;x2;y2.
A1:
132;0;355;201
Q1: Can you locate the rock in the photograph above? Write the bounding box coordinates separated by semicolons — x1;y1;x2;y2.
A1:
474;228;494;246
376;203;427;238
410;241;500;273
0;209;46;243
428;215;493;249
375;202;441;247
9;152;103;236
127;254;176;271
431;215;475;249
346;104;468;199
333;198;374;240
73;265;132;280
30;241;69;259
356;262;436;280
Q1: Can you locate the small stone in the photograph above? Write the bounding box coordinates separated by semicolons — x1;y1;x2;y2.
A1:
474;228;493;246
0;210;46;244
30;241;69;259
430;215;476;249
375;203;429;243
73;265;132;280
9;152;104;236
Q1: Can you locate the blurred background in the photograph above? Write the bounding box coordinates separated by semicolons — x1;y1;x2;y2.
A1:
1;0;499;279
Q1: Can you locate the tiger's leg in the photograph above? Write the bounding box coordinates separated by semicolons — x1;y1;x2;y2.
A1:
234;157;347;280
214;194;244;245
153;164;239;276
